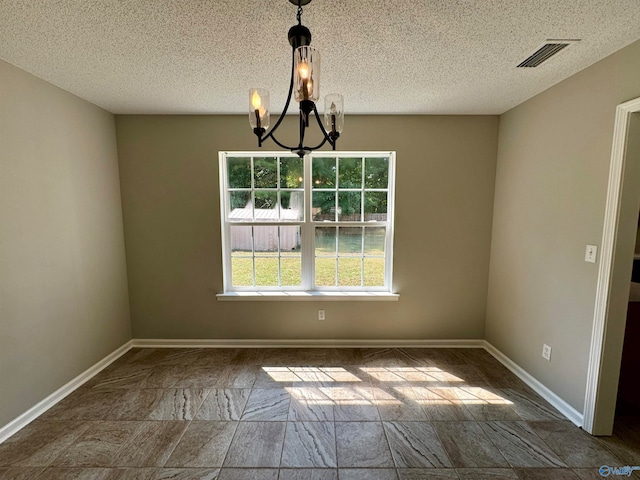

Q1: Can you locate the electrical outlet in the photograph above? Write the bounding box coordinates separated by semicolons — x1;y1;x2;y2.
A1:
542;344;552;361
318;309;325;321
585;245;598;263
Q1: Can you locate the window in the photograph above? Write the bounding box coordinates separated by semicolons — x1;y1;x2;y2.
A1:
218;152;395;295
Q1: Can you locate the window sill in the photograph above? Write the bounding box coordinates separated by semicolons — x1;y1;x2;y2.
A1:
216;291;399;301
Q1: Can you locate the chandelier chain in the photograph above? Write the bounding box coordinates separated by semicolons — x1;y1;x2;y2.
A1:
296;6;303;24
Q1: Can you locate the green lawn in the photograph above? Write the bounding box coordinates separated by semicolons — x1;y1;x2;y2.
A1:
231;253;384;287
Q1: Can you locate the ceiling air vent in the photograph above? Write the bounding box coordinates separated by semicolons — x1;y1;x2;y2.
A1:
517;40;579;68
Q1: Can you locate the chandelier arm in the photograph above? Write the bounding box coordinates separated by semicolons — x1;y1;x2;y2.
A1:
262;49;297;144
266;131;298;151
303;105;332;151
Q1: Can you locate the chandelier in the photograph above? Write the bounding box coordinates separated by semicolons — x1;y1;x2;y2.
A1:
249;0;344;158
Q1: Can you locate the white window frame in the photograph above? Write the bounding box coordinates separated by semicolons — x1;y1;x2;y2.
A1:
218;151;396;298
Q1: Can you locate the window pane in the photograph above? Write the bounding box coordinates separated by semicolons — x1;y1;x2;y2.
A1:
313;191;336;221
230;225;253;253
338;227;362;256
339;157;362;188
338;258;362;286
231;257;253;286
253;226;280;253
364;157;389;188
364;227;386;255
313;157;336;188
364;192;387;221
315;257;336;286
228;157;252;188
338;191;361;221
230;225;253;286
255;257;279;286
281;157;304;188
364;257;385;287
281;191;304;221
228;191;252;219
253;157;278;188
280;225;301;252
315;227;336;255
280;255;302;286
254;191;278;220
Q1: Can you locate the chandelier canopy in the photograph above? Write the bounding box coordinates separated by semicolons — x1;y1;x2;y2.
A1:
249;0;344;157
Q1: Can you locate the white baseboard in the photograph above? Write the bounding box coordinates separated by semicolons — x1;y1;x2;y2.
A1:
132;338;486;349
483;341;584;427
0;340;134;444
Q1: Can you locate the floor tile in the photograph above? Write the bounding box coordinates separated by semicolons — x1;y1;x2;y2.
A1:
360;348;404;367
497;389;565;421
0;467;44;479
337;468;398;480
109;389;164;421
165;421;237;468
479;421;566;468
154;468;221;479
147;388;208;420
216;469;277;480
110;421;189;467
122;349;202;366
192;349;241;366
0;420;90;467
335;422;394;468
213;366;258;388
195;389;250;421
527;421;623;468
432;421;508;468
326;386;380;422
375;388;429;422
241;388;290;421
281;422;336;468
513;468;580;479
174;367;227;388
86;365;153;389
52;421;142;467
412;387;474;422
455;468;518;479
397;469;459;479
35;468;109;479
40;389;124;420
222;422;286;467
278;469;338;480
139;366;185;388
288;387;335;421
101;468;159;479
383;421;452;468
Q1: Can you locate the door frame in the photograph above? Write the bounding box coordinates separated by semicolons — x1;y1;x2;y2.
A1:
584;96;640;435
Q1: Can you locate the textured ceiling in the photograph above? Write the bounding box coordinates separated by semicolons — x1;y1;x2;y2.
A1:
1;0;640;115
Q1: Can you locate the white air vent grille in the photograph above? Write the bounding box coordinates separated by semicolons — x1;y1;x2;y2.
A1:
517;40;578;68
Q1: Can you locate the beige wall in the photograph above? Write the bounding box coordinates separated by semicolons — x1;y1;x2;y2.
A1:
116;115;499;340
486;39;640;413
0;60;131;426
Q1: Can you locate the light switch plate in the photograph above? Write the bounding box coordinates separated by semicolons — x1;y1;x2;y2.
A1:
585;245;598;263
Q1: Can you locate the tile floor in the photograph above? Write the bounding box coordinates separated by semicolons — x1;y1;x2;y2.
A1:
1;347;639;480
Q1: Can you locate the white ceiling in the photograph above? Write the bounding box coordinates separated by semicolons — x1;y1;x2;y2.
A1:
1;0;640;115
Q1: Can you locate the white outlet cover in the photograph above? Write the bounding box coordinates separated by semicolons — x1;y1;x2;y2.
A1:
542;344;552;361
585;244;598;263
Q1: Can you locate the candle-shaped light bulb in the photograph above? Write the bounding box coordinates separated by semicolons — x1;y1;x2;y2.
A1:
330;102;337;132
298;61;310;79
299;61;311;100
251;90;262;110
249;89;270;131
